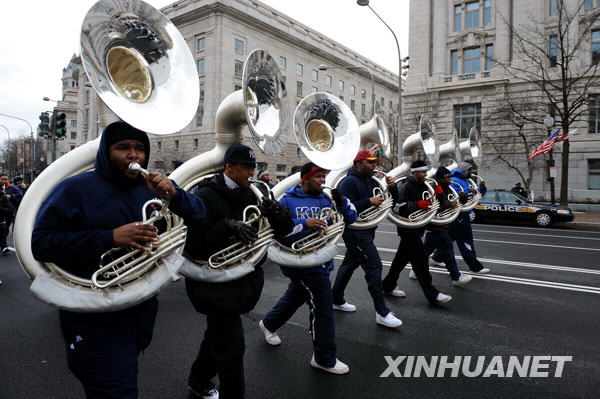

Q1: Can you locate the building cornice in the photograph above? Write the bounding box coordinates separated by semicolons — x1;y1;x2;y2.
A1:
162;0;399;91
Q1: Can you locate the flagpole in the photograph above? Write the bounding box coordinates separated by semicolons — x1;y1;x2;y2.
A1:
543;114;556;205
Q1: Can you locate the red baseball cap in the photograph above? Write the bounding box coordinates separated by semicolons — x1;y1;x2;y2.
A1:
353;150;379;163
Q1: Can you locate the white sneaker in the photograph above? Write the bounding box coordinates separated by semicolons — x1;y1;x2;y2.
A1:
475;268;490;274
429;257;444;267
333;302;357;312
376;312;403;328
259;320;281;346
452;273;472;286
409;270;417;280
189;386;219;399
385;287;407;298
311;354;350;374
435;293;452;304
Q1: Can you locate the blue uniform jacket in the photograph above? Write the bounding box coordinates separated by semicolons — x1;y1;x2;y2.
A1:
278;185;357;277
6;184;23;210
450;167;487;214
32;123;207;280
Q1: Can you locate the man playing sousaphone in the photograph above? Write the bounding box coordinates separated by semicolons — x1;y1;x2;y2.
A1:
382;160;452;305
259;162;357;375
183;144;293;399
31;121;208;398
331;150;403;328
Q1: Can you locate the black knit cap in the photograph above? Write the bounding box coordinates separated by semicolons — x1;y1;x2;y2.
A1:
103;120;149;149
435;166;452;179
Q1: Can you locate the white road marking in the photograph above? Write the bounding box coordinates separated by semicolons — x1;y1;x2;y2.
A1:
470;229;600;241
333;255;600;294
378;221;600;235
371;231;600;251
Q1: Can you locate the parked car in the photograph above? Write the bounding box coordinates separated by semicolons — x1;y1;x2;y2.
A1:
473;189;574;227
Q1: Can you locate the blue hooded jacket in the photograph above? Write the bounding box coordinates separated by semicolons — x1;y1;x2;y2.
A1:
32;121;207;279
278;185;357;277
450;167;487;214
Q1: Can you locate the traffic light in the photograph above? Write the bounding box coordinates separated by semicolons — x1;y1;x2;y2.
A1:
38;112;50;137
54;112;67;139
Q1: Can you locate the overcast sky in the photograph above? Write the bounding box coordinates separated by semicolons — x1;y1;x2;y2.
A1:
0;0;408;141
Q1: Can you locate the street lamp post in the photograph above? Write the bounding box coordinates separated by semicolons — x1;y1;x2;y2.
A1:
0;112;35;182
318;64;375;118
357;0;405;164
543;114;556;205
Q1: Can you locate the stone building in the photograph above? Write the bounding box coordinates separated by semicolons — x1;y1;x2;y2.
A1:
406;0;600;203
68;0;400;183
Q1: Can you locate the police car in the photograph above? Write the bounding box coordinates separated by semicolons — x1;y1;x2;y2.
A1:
472;189;574;227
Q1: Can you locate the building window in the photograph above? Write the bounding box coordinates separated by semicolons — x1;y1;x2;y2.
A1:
234;84;242;91
589;160;600;189
276;164;286;172
389;100;393;109
485;44;494;70
296;81;303;96
484;0;492;26
361;89;366;99
465;2;480;29
549;35;558;67
454;5;462;31
296;63;303;76
174;140;179;150
70;145;75;151
361;103;366;115
296;147;301;156
589;94;600;133
454;103;481;138
70;120;77;128
157;141;162;151
155;160;165;170
550;0;558;16
235;60;243;78
235;38;244;54
585;0;593;9
339;95;344;101
312;69;318;81
380;97;385;106
593;31;600;65
197;58;205;76
196;83;204;127
326;75;332;86
338;80;344;91
197;37;205;51
70;132;76;140
350;99;356;112
257;162;268;171
350;85;356;95
280;56;287;69
194;138;198;149
312;86;318;93
451;50;459;75
463;47;480;73
85;89;90;104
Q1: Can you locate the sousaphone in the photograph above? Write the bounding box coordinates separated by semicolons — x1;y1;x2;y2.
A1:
13;0;199;311
170;49;289;282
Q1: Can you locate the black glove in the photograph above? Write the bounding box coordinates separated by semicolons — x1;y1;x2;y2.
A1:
458;192;469;204
330;189;345;208
223;218;258;245
259;198;279;218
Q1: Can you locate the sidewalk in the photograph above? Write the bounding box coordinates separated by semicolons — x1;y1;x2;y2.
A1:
570;211;600;226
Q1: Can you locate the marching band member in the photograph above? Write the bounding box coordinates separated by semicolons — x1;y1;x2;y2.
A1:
430;162;490;274
331;151;403;328
31;121;207;399
183;144;293;399
254;169;274;198
259;162;357;375
423;167;472;285
382;160;452;305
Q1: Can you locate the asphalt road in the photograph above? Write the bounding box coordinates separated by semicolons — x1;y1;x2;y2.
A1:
1;220;599;398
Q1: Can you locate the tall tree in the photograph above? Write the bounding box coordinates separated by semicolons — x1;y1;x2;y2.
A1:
495;0;600;205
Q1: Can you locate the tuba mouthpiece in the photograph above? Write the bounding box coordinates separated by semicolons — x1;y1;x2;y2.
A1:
128;162;149;176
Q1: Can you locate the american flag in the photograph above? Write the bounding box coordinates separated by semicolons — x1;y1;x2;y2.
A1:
529;129;560;159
